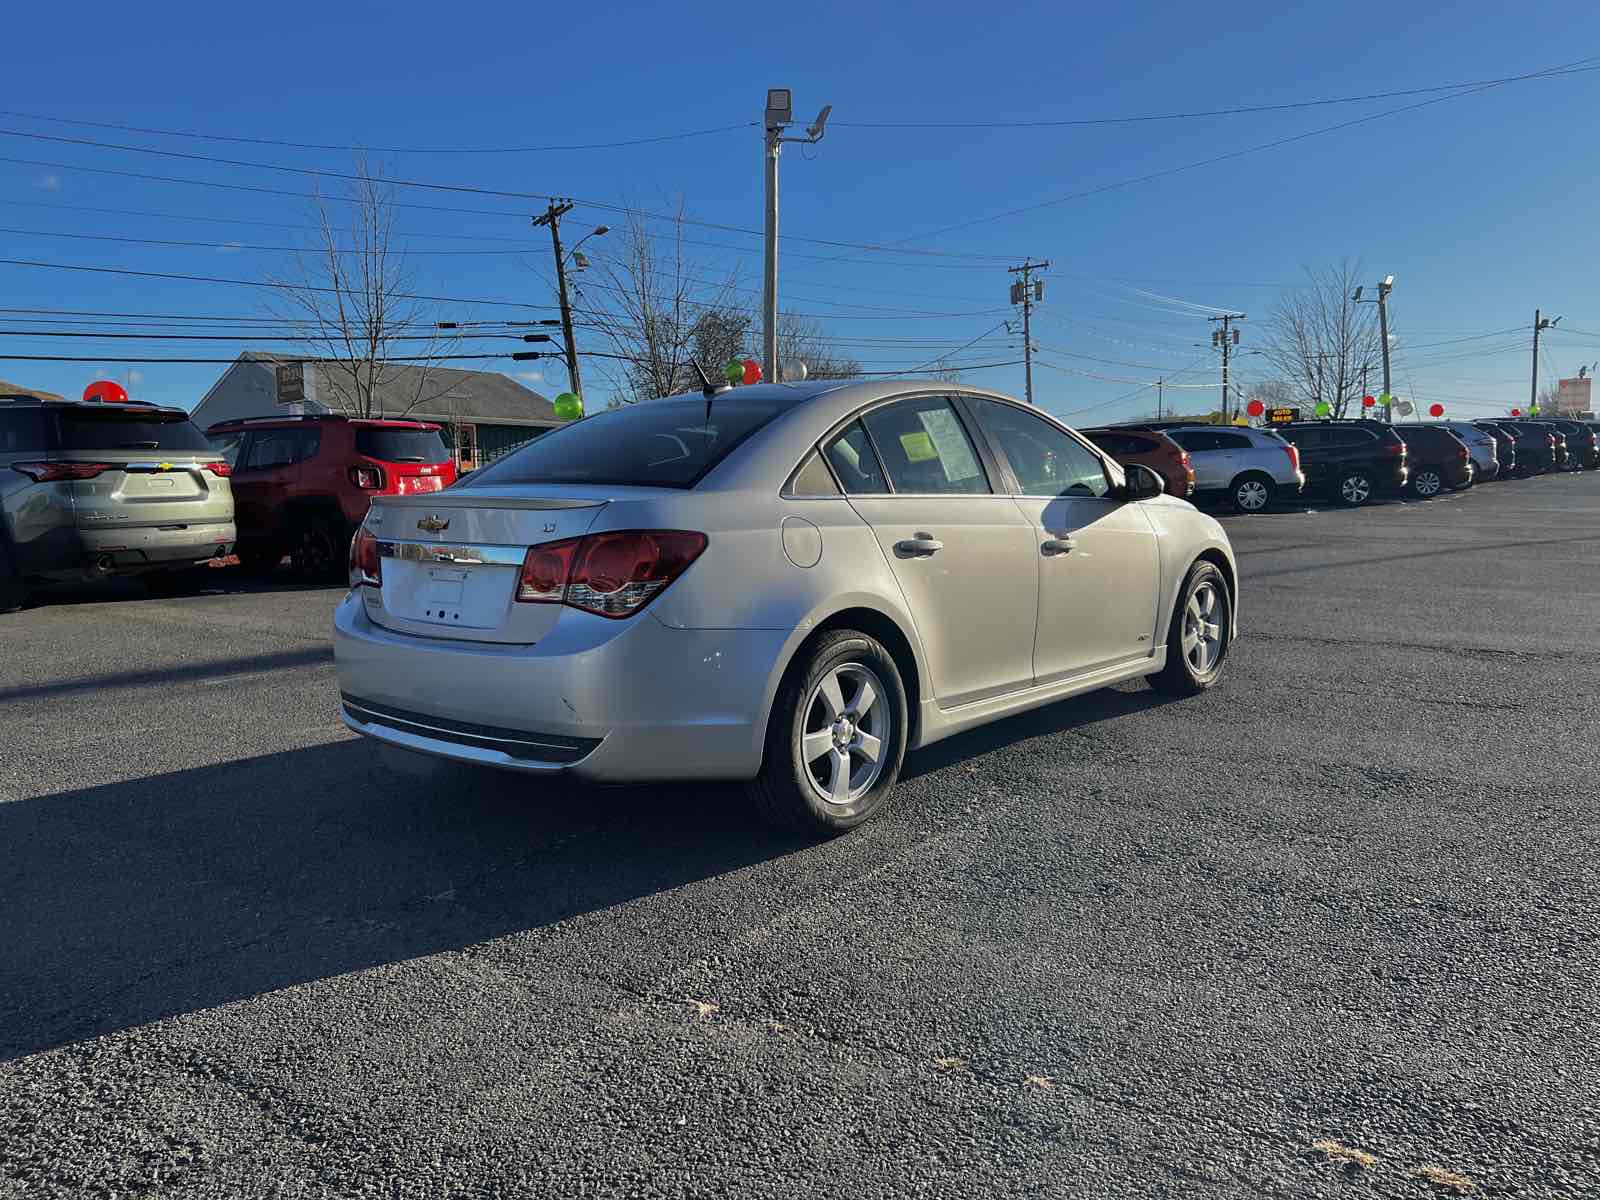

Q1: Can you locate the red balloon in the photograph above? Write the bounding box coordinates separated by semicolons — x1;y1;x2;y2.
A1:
1428;403;1445;418
83;380;129;404
1246;399;1264;417
741;359;762;386
1362;395;1376;408
1511;408;1521;417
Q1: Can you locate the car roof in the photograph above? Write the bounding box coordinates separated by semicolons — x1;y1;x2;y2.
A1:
0;396;189;418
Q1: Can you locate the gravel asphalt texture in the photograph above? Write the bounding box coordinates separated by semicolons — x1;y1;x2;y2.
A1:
2;472;1598;1198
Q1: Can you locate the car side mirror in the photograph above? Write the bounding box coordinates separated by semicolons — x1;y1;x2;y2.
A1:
1117;463;1165;501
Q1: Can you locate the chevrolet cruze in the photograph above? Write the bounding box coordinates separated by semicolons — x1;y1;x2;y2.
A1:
334;380;1238;833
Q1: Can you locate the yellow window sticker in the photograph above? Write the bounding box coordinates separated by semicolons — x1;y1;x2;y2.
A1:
899;430;938;463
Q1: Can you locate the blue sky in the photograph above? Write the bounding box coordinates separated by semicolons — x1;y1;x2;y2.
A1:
3;0;1599;422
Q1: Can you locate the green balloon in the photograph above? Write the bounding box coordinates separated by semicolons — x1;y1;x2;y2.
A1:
725;360;744;386
1314;401;1331;417
1528;405;1540;416
1379;393;1394;406
553;392;583;421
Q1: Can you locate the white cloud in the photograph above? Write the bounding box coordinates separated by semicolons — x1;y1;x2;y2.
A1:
127;370;144;384
516;369;544;384
32;173;60;191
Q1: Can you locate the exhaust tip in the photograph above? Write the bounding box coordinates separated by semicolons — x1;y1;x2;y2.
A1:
96;554;116;572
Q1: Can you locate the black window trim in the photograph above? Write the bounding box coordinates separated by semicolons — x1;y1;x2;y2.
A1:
781;446;847;499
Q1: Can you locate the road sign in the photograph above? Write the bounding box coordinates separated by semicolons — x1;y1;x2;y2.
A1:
276;362;305;405
1266;406;1301;424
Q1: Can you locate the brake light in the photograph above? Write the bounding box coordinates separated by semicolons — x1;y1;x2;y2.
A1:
13;461;114;482
1282;443;1300;472
349;526;381;587
1381;439;1405;456
202;460;232;478
516;530;707;618
1459;446;1469;462
349;465;384;490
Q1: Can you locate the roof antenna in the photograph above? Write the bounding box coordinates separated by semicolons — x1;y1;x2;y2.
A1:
689;358;729;425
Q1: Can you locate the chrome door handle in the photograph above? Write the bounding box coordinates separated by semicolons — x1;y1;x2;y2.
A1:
895;534;943;556
1041;537;1077;555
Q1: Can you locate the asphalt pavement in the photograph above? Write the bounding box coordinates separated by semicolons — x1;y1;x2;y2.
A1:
3;473;1598;1198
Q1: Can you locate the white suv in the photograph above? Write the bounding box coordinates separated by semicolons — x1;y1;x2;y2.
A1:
1144;426;1306;512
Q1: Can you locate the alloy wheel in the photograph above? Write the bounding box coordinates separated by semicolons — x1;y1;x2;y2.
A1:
1181;583;1223;675
801;663;890;806
1415;470;1442;497
1235;480;1270;511
1340;475;1372;504
295;525;336;575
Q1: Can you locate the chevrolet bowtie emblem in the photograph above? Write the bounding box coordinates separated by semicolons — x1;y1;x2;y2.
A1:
157;462;173;471
416;514;450;533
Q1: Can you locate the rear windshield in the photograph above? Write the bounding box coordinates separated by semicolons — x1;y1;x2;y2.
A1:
466;398;785;489
54;409;211;452
355;426;450;464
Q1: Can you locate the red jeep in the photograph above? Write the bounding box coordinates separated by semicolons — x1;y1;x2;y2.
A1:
206;415;456;579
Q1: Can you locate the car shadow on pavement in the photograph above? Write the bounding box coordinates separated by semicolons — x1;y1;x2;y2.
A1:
0;742;799;1061
22;573;342;610
902;683;1179;781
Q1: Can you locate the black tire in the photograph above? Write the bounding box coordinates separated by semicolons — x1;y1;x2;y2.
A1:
1334;470;1376;506
1410;467;1444;499
237;543;283;576
1149;561;1231;696
1228;472;1274;514
290;514;349;583
747;629;909;836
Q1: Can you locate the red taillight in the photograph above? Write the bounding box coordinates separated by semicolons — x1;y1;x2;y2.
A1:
1459;446;1469;462
349;465;383;490
516;530;707;618
12;461;115;482
202;460;232;478
1283;443;1300;472
1382;440;1405;456
350;526;381;586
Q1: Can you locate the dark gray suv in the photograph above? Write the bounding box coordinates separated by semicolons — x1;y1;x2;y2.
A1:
1;396;235;610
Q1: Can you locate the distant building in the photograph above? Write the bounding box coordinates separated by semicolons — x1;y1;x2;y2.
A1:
190;352;560;470
1555;376;1594;419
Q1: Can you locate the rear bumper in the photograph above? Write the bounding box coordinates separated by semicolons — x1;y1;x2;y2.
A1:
332;593;787;783
37;522;235;579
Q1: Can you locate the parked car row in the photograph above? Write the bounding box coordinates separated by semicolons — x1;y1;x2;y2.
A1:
0;397;458;611
1084;415;1599;510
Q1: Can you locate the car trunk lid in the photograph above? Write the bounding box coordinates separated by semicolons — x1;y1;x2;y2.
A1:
361;488;612;644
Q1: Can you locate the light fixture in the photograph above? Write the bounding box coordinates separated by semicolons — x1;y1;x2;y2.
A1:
765;88;793;127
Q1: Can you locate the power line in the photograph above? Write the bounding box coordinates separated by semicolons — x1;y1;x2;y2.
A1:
833;62;1600;128
890;53;1600;242
0;131;1011;262
0;111;756;154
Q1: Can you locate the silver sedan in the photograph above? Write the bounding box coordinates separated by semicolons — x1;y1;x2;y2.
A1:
334;380;1238;833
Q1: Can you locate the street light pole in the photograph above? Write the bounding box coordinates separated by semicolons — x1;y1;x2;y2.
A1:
762;89;831;383
1531;308;1562;412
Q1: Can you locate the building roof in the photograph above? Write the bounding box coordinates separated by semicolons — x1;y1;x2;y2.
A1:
233;352;557;427
0;378;65;402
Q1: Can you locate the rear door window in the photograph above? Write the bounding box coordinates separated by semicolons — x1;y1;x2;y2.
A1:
1327;428;1377;447
355;426;449;464
54;410;211;452
823;422;889;495
467;397;784;489
1211;433;1253;450
242;431;302;470
860;397;990;496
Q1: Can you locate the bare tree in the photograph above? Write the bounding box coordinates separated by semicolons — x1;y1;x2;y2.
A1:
583;203;743;403
1260;261;1383;419
775;312;861;381
268;160;459;418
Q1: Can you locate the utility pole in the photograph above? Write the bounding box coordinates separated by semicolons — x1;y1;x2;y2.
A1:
534;200;581;399
762;90;831;382
1208;313;1246;423
1156;377;1164;419
1352;275;1394;421
1008;259;1050;404
1531;308;1562;411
